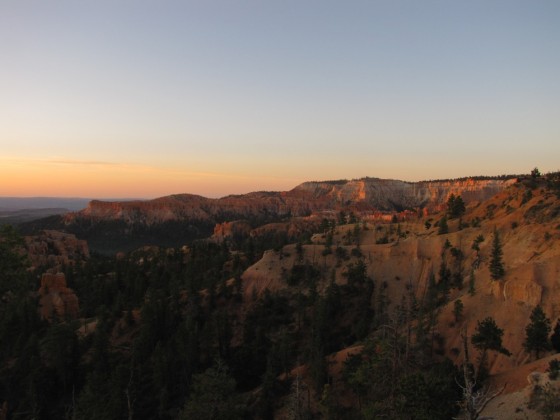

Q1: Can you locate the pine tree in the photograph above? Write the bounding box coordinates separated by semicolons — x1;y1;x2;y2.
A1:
438;260;451;303
524;305;552;359
472;317;510;356
425;273;438;312
446;194;456;215
0;225;31;295
453;196;466;218
468;270;476;296
454;299;464;323
551;320;560;353
181;360;245;419
447;194;466;218
489;228;505;280
438;216;449;235
472;317;511;377
295;241;304;262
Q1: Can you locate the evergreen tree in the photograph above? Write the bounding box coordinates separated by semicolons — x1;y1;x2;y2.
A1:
437;259;451;303
453;299;464;323
309;290;335;395
344;259;369;288
468;270;476;296
489;228;505;280
551;320;560;353
446;194;456;215
524;305;552;359
181;360;245;419
438;216;449;235
453;196;466;218
447;194;466;218
472;317;510;356
471;317;511;377
0;225;31;295
425;273;438;312
338;211;347;225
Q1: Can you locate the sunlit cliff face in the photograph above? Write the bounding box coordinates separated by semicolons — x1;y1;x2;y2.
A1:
292;178;517;211
63;177;515;225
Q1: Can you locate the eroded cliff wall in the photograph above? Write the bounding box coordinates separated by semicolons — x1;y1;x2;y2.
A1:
66;177;516;225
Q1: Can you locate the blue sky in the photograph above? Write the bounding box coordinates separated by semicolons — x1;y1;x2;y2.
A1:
1;0;559;197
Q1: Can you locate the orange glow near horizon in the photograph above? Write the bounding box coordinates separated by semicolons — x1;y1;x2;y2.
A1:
0;158;304;198
1;156;550;199
1;2;558;201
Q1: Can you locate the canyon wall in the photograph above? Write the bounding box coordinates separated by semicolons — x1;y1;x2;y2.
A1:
65;177;516;226
293;177;516;211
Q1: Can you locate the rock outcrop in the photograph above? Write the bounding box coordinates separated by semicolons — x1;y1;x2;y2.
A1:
37;272;79;321
212;220;253;241
211;218;322;244
25;230;89;271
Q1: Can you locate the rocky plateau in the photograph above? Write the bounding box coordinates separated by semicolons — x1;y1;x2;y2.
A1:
65;177;516;226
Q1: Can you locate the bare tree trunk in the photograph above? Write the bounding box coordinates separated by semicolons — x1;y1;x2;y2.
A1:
125;358;135;420
456;328;505;420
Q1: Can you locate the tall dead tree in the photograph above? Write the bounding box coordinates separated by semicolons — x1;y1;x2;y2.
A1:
455;328;505;420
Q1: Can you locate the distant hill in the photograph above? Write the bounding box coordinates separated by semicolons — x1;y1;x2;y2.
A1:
18;176;518;254
0;208;72;226
0;197;91;211
0;198;90;226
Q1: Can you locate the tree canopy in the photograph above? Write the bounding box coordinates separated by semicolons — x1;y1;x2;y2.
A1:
472;317;510;356
524;306;552;359
447;194;466;218
489;229;505;280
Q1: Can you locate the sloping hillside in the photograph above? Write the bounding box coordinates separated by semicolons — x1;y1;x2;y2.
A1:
238;175;560;416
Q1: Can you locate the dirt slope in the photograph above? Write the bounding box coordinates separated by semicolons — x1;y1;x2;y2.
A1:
240;178;560;402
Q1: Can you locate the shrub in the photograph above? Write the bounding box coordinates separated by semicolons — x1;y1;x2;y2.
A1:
548;359;560;380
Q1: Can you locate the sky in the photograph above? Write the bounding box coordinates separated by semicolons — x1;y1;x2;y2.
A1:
1;0;559;198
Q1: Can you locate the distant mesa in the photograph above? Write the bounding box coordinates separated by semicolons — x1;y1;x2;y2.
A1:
19;176;518;253
69;176;517;223
0;197;91;211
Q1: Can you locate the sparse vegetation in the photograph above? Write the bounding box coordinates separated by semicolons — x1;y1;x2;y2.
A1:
531;383;560;420
548;359;560;380
521;189;533;204
485;204;497;219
